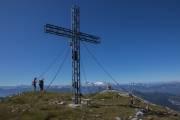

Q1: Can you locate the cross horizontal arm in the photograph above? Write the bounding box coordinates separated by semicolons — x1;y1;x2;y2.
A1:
79;32;100;44
45;24;72;38
45;24;101;44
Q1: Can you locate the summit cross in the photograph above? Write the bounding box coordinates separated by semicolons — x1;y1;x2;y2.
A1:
44;5;101;104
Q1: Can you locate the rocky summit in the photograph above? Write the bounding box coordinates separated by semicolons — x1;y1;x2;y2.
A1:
0;91;179;120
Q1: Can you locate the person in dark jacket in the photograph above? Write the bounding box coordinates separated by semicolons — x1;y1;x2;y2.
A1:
32;77;37;92
39;79;44;92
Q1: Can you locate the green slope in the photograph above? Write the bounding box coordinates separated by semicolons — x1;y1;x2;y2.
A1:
0;92;179;120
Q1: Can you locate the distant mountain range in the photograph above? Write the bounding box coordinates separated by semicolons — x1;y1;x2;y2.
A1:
1;81;180;96
133;91;180;111
121;81;180;95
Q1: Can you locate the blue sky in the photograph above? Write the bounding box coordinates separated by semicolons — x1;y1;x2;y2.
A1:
0;0;180;86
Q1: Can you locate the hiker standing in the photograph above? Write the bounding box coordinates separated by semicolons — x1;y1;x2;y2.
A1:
32;77;37;92
39;79;44;92
129;93;134;106
145;103;150;112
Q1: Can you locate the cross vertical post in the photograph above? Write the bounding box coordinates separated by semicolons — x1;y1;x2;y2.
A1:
71;5;81;104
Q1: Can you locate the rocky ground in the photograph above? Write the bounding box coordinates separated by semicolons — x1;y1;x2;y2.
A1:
0;91;179;120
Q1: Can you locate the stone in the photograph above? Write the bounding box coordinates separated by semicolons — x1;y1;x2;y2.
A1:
131;118;138;120
115;116;122;120
128;116;133;119
57;101;65;105
68;103;81;108
136;111;144;117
